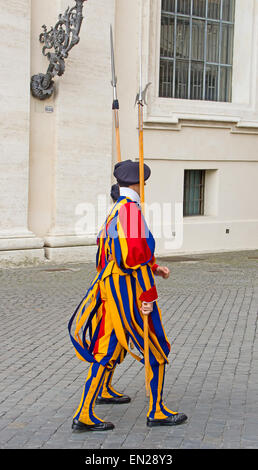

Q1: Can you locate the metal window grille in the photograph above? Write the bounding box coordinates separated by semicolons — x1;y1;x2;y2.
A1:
160;0;235;101
183;170;205;216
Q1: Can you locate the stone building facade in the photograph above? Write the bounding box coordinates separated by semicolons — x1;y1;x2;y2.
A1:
0;0;257;265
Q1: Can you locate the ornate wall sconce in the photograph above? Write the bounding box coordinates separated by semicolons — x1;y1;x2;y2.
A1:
31;0;87;100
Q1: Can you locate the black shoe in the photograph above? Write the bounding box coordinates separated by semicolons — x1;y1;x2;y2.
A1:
147;413;187;427
72;418;115;432
96;395;131;405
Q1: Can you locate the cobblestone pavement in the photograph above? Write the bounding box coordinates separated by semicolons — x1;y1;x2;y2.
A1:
0;250;258;450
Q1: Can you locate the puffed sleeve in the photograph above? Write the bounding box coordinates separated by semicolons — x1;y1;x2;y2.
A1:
111;201;158;302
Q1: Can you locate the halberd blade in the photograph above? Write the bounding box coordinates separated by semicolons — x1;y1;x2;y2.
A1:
110;25;117;89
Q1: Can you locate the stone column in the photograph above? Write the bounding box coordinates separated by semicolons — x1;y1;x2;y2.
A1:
0;0;44;265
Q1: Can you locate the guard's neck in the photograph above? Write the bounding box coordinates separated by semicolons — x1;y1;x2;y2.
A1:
119;187;140;205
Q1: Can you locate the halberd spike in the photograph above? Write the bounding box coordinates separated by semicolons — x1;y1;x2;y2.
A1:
135;82;152;106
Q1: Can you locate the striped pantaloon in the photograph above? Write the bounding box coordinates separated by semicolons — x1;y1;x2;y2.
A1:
73;277;175;425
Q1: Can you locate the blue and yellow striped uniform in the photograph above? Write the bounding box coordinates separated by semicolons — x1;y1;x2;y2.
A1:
68;196;177;424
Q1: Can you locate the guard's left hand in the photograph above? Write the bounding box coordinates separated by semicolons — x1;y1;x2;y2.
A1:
155;266;170;279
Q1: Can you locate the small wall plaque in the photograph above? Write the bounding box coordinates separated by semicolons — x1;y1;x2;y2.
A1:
45;106;54;113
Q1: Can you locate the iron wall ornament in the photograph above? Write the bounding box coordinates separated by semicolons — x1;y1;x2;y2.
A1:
31;0;87;100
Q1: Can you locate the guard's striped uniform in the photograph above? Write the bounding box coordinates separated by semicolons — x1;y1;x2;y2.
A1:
69;196;177;425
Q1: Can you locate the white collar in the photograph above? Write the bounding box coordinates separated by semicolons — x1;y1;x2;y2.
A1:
119;187;141;205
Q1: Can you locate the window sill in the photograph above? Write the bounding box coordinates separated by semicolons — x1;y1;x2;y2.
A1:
144;102;258;131
183;215;218;223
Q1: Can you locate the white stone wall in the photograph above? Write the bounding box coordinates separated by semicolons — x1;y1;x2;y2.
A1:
0;0;257;265
114;0;258;256
29;0;116;263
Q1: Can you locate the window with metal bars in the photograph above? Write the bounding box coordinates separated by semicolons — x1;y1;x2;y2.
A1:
160;0;235;101
183;170;205;216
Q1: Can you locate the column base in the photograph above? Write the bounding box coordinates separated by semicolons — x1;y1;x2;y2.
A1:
0;233;99;266
44;245;97;263
43;234;97;263
0;248;45;267
0;232;45;267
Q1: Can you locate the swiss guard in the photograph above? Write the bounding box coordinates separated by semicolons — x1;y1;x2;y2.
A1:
68;160;187;431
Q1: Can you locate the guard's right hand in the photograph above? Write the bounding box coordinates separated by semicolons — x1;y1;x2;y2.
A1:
141;301;153;315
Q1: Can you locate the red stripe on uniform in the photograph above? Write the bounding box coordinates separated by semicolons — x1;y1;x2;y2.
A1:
93;301;106;355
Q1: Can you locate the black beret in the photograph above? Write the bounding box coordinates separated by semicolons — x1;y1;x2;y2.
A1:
110;183;120;202
114;159;151;185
